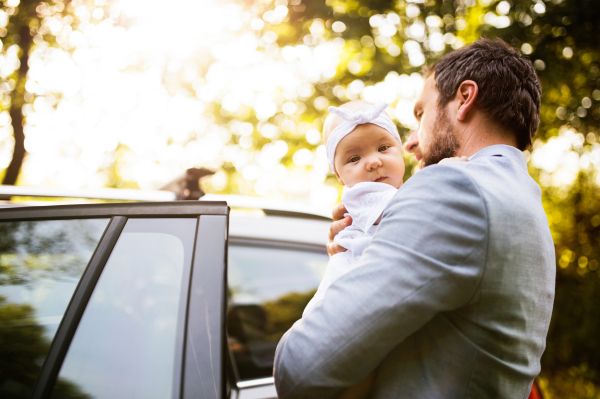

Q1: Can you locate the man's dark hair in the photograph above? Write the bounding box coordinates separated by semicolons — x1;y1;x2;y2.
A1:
427;38;541;150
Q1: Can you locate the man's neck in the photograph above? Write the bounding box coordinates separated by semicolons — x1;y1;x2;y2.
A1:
454;118;518;158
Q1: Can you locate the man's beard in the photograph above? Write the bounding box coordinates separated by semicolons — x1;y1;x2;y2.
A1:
422;106;460;167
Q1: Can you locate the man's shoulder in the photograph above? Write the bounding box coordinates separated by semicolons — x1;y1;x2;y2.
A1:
400;163;483;197
402;154;544;227
404;150;535;199
388;163;487;228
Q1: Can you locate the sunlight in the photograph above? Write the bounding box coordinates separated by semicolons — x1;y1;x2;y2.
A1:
15;0;449;206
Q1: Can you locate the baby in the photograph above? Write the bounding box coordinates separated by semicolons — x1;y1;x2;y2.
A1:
303;100;465;399
304;101;404;315
302;100;403;399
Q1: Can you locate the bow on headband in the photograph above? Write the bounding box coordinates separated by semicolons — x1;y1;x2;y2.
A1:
326;102;401;173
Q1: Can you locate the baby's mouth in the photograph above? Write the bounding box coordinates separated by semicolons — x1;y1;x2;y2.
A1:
374;176;387;182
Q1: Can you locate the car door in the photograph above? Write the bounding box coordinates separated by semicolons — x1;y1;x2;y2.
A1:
0;202;233;399
224;213;331;399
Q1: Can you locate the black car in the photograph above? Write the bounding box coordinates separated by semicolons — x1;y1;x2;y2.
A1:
0;191;331;399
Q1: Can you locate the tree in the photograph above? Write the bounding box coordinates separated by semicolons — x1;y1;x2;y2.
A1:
218;0;600;396
1;0;36;185
0;0;104;185
0;0;596;395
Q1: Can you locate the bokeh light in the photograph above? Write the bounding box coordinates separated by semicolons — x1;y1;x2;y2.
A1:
1;0;600;397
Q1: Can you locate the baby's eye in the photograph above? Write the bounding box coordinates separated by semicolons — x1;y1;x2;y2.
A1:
348;156;360;163
378;145;390;152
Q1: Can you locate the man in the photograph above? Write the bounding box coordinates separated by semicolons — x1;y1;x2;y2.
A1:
274;38;555;398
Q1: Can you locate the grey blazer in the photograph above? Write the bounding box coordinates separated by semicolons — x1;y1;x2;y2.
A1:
274;145;555;399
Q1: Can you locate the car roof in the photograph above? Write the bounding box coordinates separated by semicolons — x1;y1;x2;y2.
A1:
201;194;331;220
0;184;177;201
0;185;332;248
229;211;330;247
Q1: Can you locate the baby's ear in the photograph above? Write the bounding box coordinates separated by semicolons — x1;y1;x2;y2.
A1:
335;171;345;186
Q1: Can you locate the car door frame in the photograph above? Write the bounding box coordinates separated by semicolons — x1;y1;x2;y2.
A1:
226;235;329;399
0;201;231;399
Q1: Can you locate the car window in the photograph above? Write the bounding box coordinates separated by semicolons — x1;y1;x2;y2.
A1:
227;242;328;381
0;218;110;399
52;218;197;399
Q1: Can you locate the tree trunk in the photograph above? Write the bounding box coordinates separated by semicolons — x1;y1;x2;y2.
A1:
2;24;32;186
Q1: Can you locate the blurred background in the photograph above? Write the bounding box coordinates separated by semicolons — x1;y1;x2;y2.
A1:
0;0;597;397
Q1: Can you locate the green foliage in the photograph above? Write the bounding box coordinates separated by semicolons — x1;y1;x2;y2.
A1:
539;364;600;399
0;219;105;285
0;0;596;394
234;0;600;395
263;289;315;342
488;0;600;142
0;296;91;398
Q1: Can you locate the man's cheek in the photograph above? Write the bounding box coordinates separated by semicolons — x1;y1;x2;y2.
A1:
417;128;428;151
421;120;435;148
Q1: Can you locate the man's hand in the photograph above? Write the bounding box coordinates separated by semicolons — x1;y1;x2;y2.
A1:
439;156;468;164
327;202;351;256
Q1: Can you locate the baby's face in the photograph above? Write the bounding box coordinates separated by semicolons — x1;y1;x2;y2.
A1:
334;123;405;189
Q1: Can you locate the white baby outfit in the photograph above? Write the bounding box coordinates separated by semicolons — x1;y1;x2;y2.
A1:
304;182;398;315
303;102;401;316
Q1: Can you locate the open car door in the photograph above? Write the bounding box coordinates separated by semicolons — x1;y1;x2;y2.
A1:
0;202;234;399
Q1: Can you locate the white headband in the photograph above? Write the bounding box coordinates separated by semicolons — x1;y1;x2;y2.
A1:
326;102;401;172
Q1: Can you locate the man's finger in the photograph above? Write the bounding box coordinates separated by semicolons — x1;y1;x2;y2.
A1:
328;203;352;257
328;216;352;242
332;202;348;221
327;242;347;257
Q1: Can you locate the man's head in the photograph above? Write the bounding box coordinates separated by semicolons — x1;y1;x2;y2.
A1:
406;38;542;166
324;101;405;189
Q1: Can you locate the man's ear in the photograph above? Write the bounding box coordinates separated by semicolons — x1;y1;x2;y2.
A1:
456;80;479;122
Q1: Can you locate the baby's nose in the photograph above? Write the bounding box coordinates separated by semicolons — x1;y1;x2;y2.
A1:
366;155;383;169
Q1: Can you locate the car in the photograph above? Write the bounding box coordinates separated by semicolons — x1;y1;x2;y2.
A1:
0;185;331;399
0;184;545;399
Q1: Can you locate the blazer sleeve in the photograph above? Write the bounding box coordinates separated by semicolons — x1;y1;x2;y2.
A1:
273;164;489;399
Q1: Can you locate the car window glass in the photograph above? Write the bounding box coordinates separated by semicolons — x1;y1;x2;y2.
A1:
0;218;109;399
227;243;328;381
53;218;197;399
